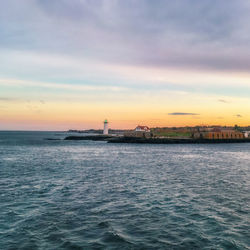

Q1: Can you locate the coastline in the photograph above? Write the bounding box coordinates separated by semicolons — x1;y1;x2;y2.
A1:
64;135;250;144
64;135;113;141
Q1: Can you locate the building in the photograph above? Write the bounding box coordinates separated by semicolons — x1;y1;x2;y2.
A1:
135;125;150;132
103;119;109;135
124;125;152;138
243;131;250;138
193;128;244;139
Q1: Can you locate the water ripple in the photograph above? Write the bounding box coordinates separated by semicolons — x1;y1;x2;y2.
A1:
0;132;249;249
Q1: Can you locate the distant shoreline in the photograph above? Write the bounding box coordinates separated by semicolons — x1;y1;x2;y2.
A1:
64;135;250;144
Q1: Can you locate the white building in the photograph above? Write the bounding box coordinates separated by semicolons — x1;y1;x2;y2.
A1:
135;125;150;132
243;131;250;138
103;119;109;135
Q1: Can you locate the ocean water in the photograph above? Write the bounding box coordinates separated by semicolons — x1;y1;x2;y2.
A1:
0;131;249;250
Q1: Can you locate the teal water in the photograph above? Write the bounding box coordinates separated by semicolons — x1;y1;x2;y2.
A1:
0;131;249;249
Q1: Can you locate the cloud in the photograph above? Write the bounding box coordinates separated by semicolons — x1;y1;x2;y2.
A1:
0;97;18;102
0;97;11;101
0;78;126;92
218;99;229;103
168;112;200;116
1;0;250;74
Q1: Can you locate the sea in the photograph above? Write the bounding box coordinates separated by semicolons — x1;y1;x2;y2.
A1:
0;131;249;250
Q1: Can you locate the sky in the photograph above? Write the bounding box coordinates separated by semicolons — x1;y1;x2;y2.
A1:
1;0;250;130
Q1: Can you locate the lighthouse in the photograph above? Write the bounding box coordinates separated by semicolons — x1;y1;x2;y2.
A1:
103;119;109;135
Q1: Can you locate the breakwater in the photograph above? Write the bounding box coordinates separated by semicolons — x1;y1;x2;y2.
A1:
108;137;250;144
64;135;250;144
64;135;112;141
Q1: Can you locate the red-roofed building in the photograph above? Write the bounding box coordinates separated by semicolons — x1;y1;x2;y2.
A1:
124;125;152;138
135;125;150;132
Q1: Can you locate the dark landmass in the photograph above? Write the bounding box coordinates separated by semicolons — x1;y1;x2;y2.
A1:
67;129;126;134
44;138;62;141
64;135;250;144
64;135;113;141
67;129;103;134
108;137;250;144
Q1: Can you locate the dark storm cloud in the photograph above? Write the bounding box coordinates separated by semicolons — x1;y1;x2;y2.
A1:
1;0;250;72
168;112;200;116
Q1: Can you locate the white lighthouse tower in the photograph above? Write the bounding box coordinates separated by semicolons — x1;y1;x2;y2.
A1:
103;119;109;135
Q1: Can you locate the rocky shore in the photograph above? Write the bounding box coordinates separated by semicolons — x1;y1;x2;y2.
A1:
108;137;250;144
64;135;250;144
64;135;113;141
